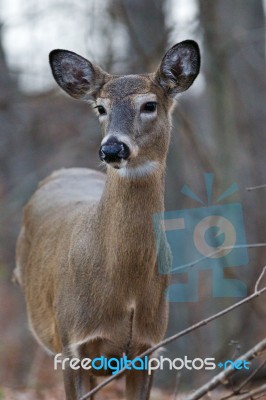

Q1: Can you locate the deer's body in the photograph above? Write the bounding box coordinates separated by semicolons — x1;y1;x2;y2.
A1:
15;41;200;399
17;167;167;356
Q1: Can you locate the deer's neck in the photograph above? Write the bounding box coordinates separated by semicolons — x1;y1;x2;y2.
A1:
100;166;165;218
97;165;165;275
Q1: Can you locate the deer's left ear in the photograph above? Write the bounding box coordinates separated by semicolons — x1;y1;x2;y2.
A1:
156;40;200;97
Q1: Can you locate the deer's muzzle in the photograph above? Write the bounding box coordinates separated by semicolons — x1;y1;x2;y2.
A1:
99;140;130;164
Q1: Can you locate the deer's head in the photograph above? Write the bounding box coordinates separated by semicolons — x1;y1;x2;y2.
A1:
49;40;200;178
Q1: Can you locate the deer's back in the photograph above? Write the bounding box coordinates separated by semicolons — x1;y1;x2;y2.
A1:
29;167;105;215
25;166;104;221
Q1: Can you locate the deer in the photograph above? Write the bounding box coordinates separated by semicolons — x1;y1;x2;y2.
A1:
14;40;200;400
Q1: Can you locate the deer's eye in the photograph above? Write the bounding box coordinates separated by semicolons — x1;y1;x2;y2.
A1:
95;105;106;115
141;102;157;113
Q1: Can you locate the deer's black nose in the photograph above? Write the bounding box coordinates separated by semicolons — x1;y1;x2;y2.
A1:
99;141;130;163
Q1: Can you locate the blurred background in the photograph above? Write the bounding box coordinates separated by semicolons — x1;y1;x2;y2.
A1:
0;0;265;398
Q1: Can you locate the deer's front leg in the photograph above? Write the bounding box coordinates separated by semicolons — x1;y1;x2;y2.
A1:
126;369;154;400
62;359;82;400
81;373;96;400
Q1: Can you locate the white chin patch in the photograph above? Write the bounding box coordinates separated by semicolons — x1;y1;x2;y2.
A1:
108;159;128;169
117;161;160;179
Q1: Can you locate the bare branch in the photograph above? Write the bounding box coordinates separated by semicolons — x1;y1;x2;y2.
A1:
246;184;266;191
252;393;266;400
171;243;266;274
221;360;266;400
237;383;266;400
228;339;241;361
172;372;181;400
186;338;266;400
255;266;266;292
79;268;266;400
236;359;266;394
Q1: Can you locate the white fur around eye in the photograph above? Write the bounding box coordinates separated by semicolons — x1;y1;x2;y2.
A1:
135;94;158;120
140;108;157;120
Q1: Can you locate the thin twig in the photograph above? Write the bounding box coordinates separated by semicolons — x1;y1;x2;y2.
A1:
229;340;241;361
172;372;181;400
237;384;266;400
226;340;241;394
246;184;266;191
253;393;266;400
171;243;266;274
221;360;266;400
236;360;266;393
255;266;266;292
79;267;266;400
185;338;266;400
186;267;266;400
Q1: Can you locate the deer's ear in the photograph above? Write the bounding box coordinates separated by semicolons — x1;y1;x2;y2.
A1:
156;40;200;97
49;50;108;101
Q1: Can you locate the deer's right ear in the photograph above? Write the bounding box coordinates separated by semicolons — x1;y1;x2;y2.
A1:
49;50;108;101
